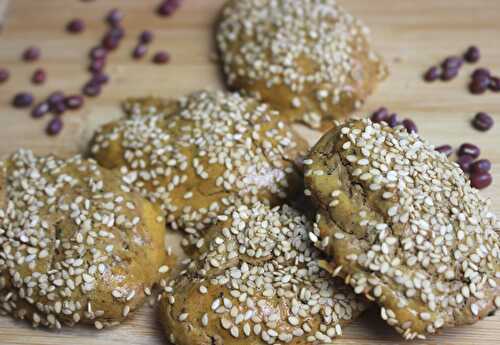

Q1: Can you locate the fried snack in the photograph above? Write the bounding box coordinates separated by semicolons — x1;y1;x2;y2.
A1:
160;203;367;345
216;0;387;130
0;149;170;329
304;118;500;339
89;91;307;244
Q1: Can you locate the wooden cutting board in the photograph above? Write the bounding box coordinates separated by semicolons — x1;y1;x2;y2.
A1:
0;1;499;344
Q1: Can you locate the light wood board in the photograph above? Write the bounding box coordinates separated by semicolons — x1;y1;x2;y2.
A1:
0;0;499;344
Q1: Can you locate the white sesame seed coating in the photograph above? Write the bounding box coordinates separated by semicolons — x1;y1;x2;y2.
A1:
0;150;168;329
90;91;307;244
216;0;387;129
159;203;366;344
305;118;500;339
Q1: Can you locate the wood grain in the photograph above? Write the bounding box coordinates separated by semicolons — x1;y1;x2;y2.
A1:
0;0;499;344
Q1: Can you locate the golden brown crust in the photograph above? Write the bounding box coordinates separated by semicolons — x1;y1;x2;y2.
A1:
216;0;387;130
89;91;308;244
160;203;367;345
304;119;500;340
0;150;171;329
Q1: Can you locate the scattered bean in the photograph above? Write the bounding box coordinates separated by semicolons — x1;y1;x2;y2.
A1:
435;145;453;157
32;68;47;85
472;112;494;131
157;0;182;17
12;92;34;108
139;30;154;44
456;155;475;172
370;107;389;123
442;56;463;70
441;67;459;81
0;68;9;83
106;8;123;27
91;73;110;85
464;46;480;63
82;82;101;97
470;172;492;190
387;113;399;128
153;51;170;64
489;77;500;92
65;95;84;110
31;102;50;118
472;68;490;80
90;46;107;60
48;91;65;107
66;19;85;33
46;117;63;136
102;34;120;51
402;118;418;133
23;46;41;62
458;143;480;159
469;79;488;94
424;66;440;82
471;159;492;174
51;101;66;115
89;58;106;73
133;44;148;59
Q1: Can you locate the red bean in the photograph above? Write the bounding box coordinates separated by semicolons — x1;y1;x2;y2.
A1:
23;46;41;62
89;58;106;73
457;155;475;172
370;107;389;123
82;82;101;97
32;68;46;85
48;91;65;107
470;172;492;190
132;44;148;59
90;46;107;60
436;145;453;157
441;67;459;81
471;159;492;174
464;46;480;63
489;77;500;92
31;102;50;118
106;8;123;27
51;101;66;115
402;119;418;133
157;0;181;17
472;112;494;131
469;79;488;94
102;34;120;51
472;68;490;80
139;30;154;44
442;56;463;70
458;143;480;159
66;19;85;33
424;66;440;82
153;51;170;64
0;68;9;83
109;26;125;40
46;117;63;136
12;92;34;108
91;73;109;85
65;95;84;110
387;114;399;128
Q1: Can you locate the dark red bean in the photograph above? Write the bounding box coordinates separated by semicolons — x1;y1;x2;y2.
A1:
51;101;66;115
456;155;475;172
472;68;490;80
109;26;125;40
0;68;9;83
31;102;50;118
139;30;154;44
66;19;85;33
489;77;500;92
90;46;108;60
132;44;148;59
387;113;399;128
471;159;492;174
458;143;480;159
82;82;101;97
469;79;488;95
157;0;181;17
470;172;492;190
441;67;459;81
102;34;120;51
153;51;170;64
91;73;109;85
65;95;84;110
46;117;63;136
106;8;123;27
424;66;440;82
12;92;34;108
464;46;480;63
23;46;41;62
442;56;463;70
89;58;106;73
47;91;65;107
370;107;389;123
472;112;494;131
436;145;453;157
32;68;46;85
402;119;418;133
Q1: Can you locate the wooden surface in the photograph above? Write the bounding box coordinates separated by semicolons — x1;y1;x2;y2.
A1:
0;0;499;344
